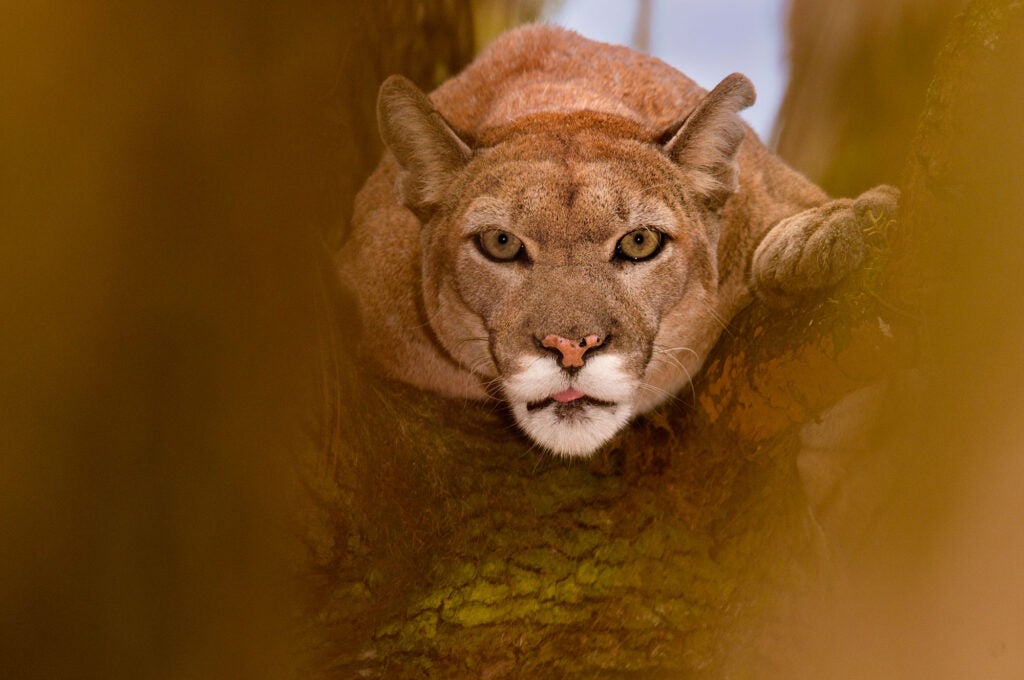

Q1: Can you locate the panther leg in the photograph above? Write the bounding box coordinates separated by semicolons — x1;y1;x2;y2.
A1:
751;184;899;307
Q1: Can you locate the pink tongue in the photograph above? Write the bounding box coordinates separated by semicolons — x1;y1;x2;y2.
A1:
551;388;585;403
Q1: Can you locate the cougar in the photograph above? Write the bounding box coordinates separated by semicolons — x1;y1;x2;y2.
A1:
339;25;897;456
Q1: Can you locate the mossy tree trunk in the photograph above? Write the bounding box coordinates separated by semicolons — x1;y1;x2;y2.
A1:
305;1;1024;677
308;210;912;678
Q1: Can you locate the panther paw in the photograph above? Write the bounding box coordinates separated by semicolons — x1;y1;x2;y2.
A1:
752;184;899;307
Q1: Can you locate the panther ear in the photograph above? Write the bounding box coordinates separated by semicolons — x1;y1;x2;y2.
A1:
663;73;756;210
377;75;472;214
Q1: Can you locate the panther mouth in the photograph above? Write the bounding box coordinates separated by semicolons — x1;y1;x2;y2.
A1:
525;389;617;418
503;354;636;456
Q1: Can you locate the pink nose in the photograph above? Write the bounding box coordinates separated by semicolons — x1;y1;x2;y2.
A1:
540;334;604;368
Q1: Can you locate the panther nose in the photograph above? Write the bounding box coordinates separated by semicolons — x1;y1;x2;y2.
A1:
540;334;605;369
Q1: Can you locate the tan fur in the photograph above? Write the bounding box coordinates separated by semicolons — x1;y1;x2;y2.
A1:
338;25;897;456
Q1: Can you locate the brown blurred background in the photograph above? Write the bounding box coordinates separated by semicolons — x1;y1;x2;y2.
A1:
1;2;332;676
0;1;473;676
773;0;967;196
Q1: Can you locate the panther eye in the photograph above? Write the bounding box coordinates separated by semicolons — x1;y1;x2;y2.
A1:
615;227;664;262
478;229;524;262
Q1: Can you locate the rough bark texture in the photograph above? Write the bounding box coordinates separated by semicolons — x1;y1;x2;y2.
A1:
307;206;913;677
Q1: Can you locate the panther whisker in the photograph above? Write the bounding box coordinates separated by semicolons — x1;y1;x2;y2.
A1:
653;344;700;360
698;299;733;336
637;381;684;406
648;354;697;403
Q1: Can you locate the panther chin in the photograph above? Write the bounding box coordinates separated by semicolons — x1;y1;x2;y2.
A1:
503;354;638;457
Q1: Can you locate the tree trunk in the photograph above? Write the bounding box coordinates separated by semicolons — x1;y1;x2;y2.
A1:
785;1;1024;675
321;0;477;248
301;1;1024;677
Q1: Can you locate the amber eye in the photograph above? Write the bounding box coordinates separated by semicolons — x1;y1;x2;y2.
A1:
615;227;664;262
477;230;524;262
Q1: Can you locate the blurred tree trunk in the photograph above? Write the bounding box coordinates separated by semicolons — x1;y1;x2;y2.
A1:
0;1;474;679
322;0;476;248
306;0;1024;678
772;0;967;197
785;0;1024;676
472;0;551;49
632;0;653;53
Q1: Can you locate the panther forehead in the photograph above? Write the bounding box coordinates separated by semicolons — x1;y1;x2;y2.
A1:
460;167;681;246
458;151;686;247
